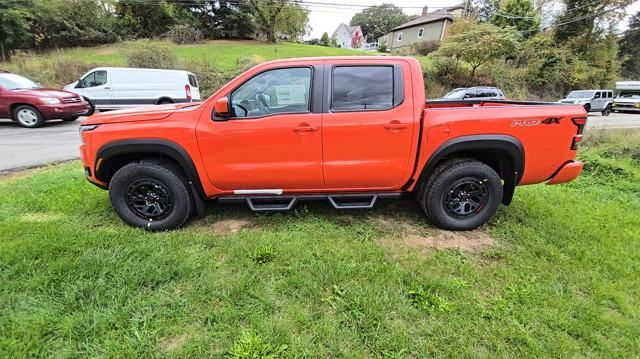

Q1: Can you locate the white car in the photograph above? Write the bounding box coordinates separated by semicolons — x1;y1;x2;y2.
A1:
558;90;613;115
64;67;201;111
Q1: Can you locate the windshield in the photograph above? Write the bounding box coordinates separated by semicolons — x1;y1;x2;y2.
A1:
566;91;594;99
443;88;467;99
618;91;640;99
0;74;40;90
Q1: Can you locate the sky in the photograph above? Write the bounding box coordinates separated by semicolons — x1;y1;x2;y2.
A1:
302;0;640;40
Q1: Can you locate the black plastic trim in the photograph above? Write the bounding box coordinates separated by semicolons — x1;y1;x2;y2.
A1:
426;99;560;106
95;139;207;202
414;134;525;205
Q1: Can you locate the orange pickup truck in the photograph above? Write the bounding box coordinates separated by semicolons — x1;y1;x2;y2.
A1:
79;56;586;231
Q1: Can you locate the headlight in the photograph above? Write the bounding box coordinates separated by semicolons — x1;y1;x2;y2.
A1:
635;103;640;108
40;98;61;104
79;125;99;145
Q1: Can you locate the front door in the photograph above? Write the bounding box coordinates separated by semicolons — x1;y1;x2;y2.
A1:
196;66;324;192
77;70;112;107
322;64;415;189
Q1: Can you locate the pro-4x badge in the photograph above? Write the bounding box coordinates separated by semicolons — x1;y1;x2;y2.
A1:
512;117;561;127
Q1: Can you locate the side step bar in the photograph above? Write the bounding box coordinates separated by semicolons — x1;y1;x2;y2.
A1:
217;192;402;212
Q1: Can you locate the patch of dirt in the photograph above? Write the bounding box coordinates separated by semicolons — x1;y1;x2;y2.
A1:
198;219;253;235
371;217;496;252
159;333;189;352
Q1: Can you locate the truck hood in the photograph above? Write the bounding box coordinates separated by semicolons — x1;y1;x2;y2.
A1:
82;103;200;125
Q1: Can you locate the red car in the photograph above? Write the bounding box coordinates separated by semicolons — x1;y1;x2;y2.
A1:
0;71;92;128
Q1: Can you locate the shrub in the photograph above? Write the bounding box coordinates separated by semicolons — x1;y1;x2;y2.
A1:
378;41;388;53
125;40;177;69
166;24;203;45
412;40;440;56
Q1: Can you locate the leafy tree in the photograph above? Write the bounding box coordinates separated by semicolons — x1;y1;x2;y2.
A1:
330;33;338;47
0;0;32;60
470;0;501;21
554;0;632;47
435;23;521;78
115;0;175;38
320;32;330;46
492;0;540;38
247;0;309;42
619;12;640;79
169;0;254;39
350;3;410;41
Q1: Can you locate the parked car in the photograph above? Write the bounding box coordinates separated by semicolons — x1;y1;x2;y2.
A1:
0;71;91;128
79;56;586;232
558;89;613;115
612;81;640;113
64;67;201;112
433;87;506;101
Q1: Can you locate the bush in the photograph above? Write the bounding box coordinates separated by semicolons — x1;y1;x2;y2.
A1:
125;40;177;69
412;40;440;56
165;24;203;45
378;41;388;53
8;52;92;89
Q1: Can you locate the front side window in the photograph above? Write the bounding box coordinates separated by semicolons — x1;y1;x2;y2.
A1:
332;66;393;111
81;71;107;88
230;67;312;118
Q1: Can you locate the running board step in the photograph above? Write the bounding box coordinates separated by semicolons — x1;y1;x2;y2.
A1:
216;192;401;212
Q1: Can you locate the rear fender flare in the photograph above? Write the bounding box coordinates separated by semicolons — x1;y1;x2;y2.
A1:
416;134;525;205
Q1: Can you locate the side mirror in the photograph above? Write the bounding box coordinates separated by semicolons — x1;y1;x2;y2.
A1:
212;97;230;121
75;80;84;89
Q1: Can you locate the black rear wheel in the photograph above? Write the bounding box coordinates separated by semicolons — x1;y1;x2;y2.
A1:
419;159;503;230
109;160;194;231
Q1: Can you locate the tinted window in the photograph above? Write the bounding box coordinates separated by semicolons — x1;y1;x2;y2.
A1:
81;71;107;88
231;67;311;118
188;74;198;88
332;66;393;111
608;91;612;98
476;89;498;98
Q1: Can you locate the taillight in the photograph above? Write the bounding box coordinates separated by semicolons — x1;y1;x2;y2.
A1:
571;117;587;150
185;84;192;102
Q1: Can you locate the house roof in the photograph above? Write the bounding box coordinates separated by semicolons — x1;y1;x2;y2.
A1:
391;12;453;31
335;23;361;36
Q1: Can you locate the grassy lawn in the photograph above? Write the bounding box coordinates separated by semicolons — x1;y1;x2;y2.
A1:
1;130;639;357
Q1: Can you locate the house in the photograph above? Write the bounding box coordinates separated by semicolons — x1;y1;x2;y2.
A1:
377;5;464;52
333;23;364;49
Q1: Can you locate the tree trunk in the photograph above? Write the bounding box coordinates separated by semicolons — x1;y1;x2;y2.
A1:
0;42;5;62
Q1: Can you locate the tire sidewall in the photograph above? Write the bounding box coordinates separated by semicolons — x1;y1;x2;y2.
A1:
109;162;192;231
13;105;45;128
425;162;503;230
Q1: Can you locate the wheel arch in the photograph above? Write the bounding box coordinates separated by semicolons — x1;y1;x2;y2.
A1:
95;139;206;202
155;97;175;105
415;134;525;205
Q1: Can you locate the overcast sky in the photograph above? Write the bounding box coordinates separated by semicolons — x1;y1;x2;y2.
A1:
302;0;640;40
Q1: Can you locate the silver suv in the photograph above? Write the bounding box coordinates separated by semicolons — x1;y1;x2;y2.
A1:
437;87;506;101
558;90;613;115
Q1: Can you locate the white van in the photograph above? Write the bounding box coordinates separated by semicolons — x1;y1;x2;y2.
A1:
64;67;201;111
613;81;640;113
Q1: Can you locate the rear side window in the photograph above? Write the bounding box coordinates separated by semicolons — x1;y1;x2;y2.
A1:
332;66;393;111
476;89;498;98
188;74;198;88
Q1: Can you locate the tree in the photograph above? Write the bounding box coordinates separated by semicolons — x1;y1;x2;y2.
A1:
0;0;32;60
169;0;254;39
470;0;501;21
435;23;521;78
492;0;540;38
554;0;633;47
320;32;330;46
350;4;410;41
247;0;309;42
115;0;175;38
351;29;363;48
619;12;640;79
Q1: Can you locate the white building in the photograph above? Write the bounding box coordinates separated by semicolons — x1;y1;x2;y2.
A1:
332;23;364;49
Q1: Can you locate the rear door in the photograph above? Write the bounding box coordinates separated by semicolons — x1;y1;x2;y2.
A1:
321;62;415;189
592;91;605;110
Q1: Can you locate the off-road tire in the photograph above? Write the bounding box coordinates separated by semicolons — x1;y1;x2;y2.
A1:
109;159;194;231
583;104;591;113
13;105;45;128
419;159;503;230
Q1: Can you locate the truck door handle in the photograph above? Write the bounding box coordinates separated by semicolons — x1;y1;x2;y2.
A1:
104;87;111;90
293;123;317;132
384;121;408;130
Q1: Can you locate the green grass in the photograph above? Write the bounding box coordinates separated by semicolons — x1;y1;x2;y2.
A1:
1;130;639;357
7;40;367;73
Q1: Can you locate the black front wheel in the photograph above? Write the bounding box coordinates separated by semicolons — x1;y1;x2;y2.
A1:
109;160;194;231
419;159;503;230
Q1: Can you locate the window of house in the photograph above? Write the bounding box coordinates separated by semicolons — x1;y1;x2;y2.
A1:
332;66;394;111
230;67;312;118
417;28;424;38
397;32;403;41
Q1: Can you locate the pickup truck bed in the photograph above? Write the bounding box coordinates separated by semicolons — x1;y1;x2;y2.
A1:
79;56;586;231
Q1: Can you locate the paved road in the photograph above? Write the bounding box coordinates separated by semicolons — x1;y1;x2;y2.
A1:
1;112;639;172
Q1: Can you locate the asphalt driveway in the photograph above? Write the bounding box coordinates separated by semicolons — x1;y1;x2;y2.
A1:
1;112;639;172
